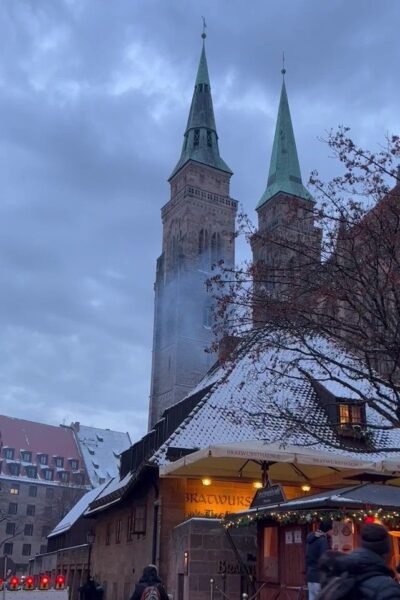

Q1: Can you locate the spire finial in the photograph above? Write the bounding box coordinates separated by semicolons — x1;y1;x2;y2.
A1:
201;16;207;40
281;51;286;77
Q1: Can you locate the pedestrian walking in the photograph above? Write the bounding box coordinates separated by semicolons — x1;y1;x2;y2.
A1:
305;520;333;600
129;565;169;600
318;523;400;599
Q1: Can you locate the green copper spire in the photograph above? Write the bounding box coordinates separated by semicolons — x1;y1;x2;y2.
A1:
257;74;312;209
169;34;232;180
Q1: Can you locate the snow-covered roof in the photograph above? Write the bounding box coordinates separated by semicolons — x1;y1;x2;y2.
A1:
84;472;137;516
48;482;108;538
73;424;131;487
151;330;400;466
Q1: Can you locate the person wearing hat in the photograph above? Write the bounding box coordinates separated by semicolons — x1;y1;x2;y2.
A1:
305;520;333;599
320;523;400;599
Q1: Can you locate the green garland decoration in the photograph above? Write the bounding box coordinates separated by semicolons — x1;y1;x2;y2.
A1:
224;508;400;529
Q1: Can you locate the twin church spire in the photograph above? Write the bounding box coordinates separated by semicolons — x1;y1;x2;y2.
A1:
257;71;312;209
150;31;312;427
170;35;232;179
171;32;310;210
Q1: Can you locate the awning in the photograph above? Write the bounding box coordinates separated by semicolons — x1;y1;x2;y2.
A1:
159;441;388;486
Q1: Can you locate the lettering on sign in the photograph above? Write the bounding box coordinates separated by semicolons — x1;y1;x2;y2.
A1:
250;484;286;509
217;561;256;576
185;493;252;507
185;480;254;517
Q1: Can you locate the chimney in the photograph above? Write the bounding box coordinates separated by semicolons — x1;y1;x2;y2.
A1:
72;421;80;432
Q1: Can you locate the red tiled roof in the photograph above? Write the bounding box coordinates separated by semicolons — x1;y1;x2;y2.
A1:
0;415;83;482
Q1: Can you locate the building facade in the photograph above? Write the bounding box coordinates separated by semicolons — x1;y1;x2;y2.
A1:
148;37;237;429
0;416;130;574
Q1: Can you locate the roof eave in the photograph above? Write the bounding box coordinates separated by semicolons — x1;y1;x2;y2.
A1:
168;157;233;182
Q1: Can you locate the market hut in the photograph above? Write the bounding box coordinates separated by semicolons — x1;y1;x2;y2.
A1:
225;483;400;600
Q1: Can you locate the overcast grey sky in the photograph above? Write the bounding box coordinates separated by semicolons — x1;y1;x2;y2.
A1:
0;0;399;441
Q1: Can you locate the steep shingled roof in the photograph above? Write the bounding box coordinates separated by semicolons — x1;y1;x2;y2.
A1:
72;424;131;487
151;330;400;466
169;39;232;179
0;415;86;486
257;77;312;209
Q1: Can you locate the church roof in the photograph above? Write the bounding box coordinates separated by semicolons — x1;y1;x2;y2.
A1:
84;329;400;516
169;39;232;179
257;76;312;209
151;329;400;466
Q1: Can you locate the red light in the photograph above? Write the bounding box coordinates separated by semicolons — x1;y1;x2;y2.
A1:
42;577;49;584
56;576;64;583
11;577;18;585
26;577;34;584
364;516;376;524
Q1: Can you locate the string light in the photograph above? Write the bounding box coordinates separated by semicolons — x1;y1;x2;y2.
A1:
224;508;400;530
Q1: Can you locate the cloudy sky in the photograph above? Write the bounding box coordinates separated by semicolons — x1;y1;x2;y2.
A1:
0;0;399;442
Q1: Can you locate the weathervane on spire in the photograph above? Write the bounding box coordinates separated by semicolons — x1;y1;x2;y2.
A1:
281;51;286;77
201;16;207;40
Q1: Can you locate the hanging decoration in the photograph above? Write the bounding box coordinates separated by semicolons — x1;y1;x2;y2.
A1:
224;507;400;530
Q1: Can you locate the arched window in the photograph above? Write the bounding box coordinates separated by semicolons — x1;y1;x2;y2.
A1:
199;229;209;255
203;300;213;329
211;232;221;265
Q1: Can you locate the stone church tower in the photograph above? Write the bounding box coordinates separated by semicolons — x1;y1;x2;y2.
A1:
252;71;321;324
148;37;237;429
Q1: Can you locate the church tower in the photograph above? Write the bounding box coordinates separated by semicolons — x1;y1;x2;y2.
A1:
148;35;237;429
252;70;321;324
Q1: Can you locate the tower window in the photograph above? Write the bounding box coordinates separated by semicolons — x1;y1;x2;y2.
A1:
203;301;213;329
207;130;212;147
193;129;200;147
211;232;221;264
198;229;209;256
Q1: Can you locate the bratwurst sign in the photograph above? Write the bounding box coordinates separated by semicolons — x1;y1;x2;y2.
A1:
185;480;253;516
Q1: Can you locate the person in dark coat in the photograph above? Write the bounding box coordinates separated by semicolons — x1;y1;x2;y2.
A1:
318;550;345;589
129;565;169;600
333;524;400;599
305;520;333;600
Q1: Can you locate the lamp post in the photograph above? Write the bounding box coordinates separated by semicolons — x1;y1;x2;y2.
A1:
86;530;95;583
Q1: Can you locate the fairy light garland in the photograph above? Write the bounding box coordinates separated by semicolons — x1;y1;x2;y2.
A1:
224;508;400;529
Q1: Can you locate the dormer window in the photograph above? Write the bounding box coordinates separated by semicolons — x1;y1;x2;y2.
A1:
26;466;37;479
69;459;79;470
193;129;200;147
59;471;69;483
21;451;32;463
8;463;20;476
38;454;48;465
207;130;212;147
43;468;53;481
305;373;368;443
3;448;14;460
339;403;363;426
337;402;367;439
54;456;64;468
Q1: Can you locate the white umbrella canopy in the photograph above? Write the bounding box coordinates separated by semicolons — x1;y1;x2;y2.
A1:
159;440;391;487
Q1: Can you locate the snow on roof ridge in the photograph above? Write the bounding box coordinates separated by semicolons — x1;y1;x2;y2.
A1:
150;329;400;466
